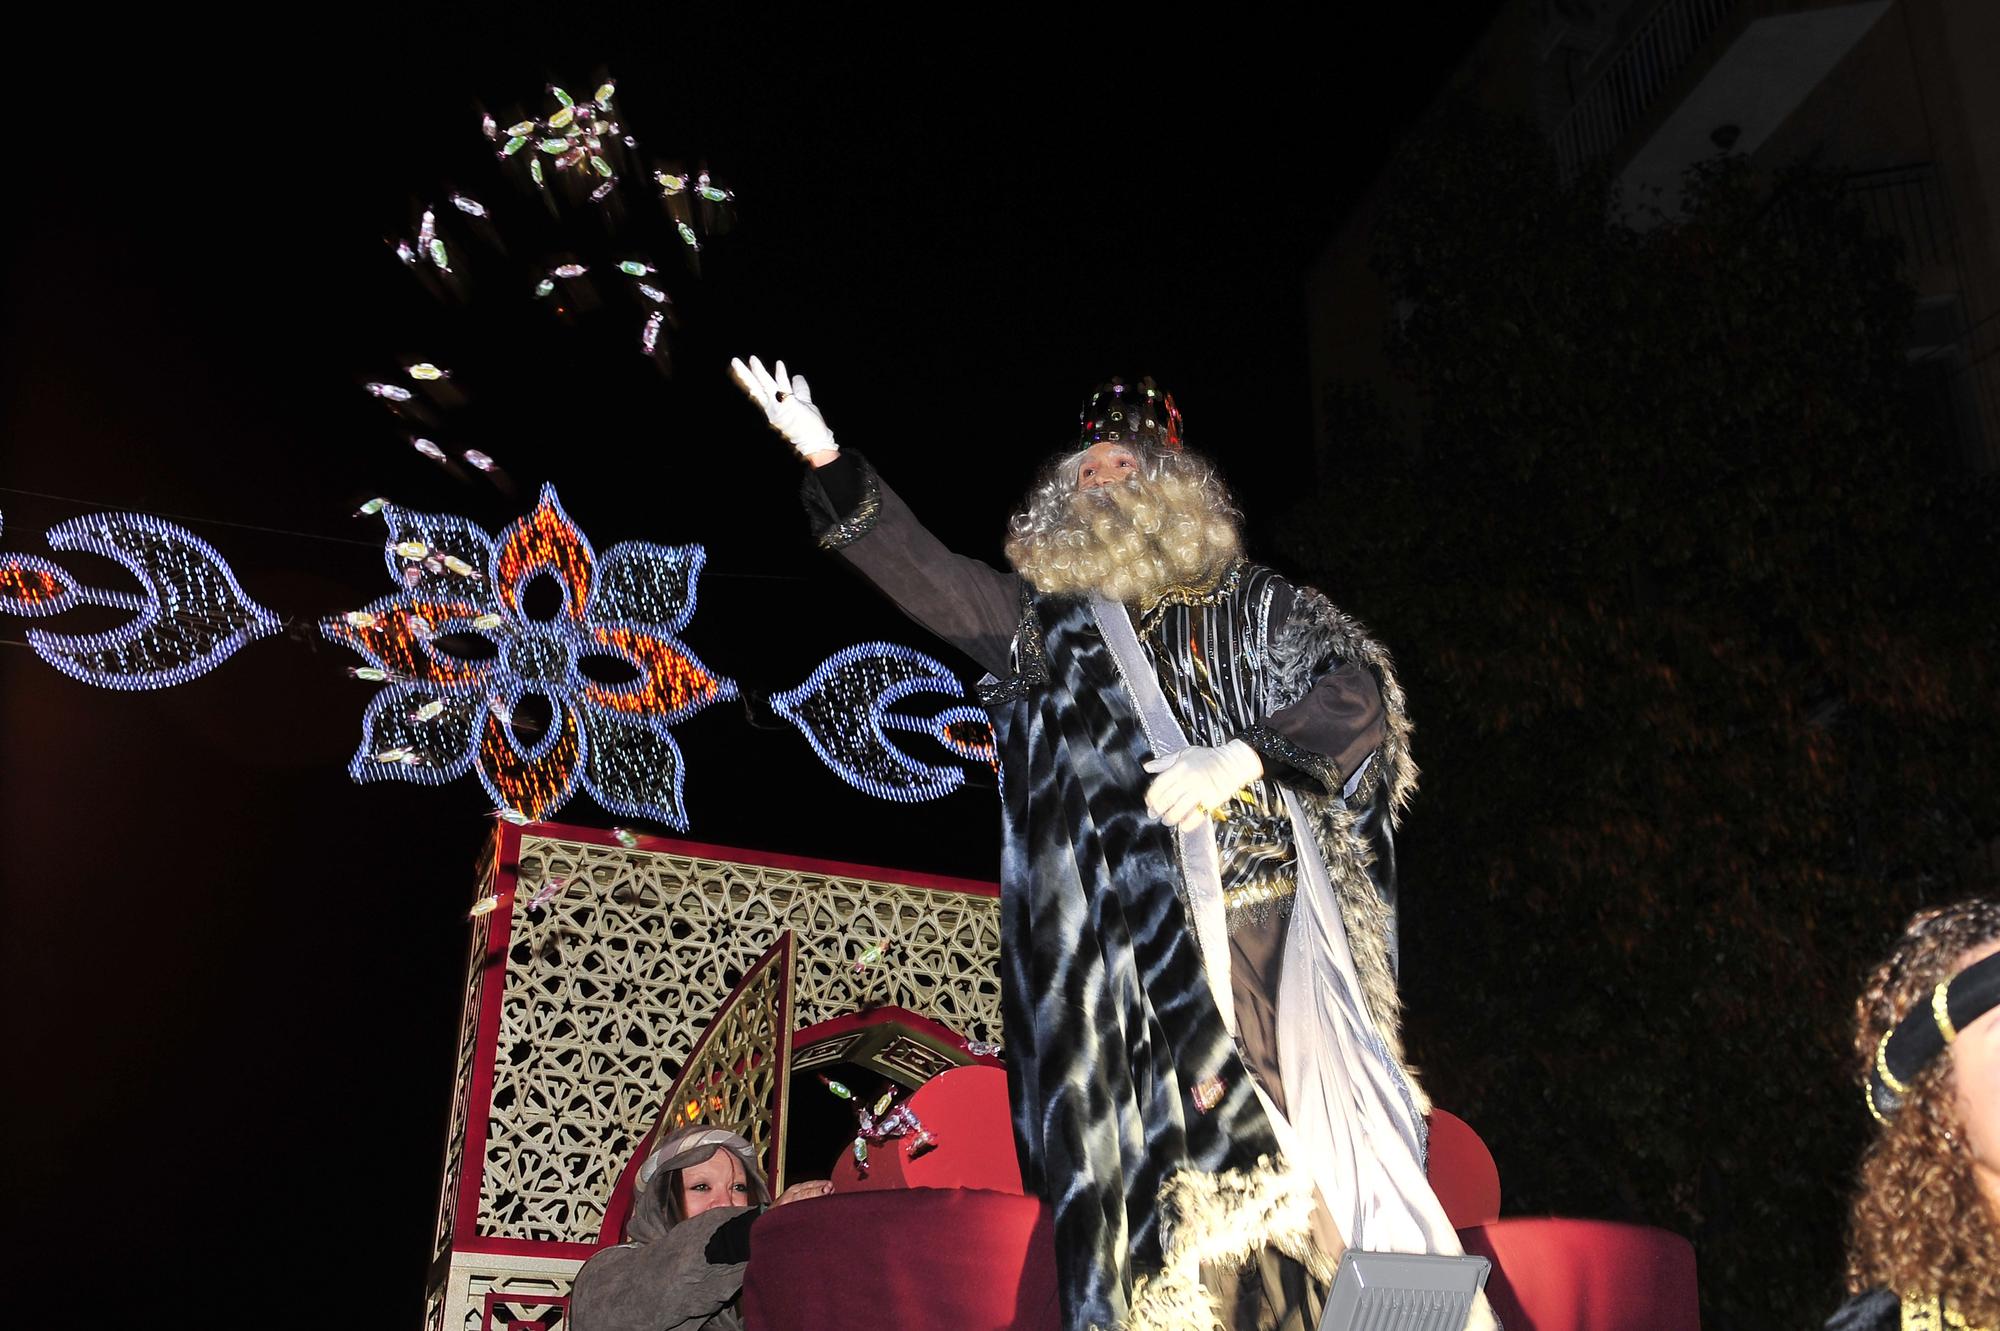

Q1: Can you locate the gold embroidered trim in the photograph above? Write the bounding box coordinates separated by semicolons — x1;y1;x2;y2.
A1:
1933;979;1960;1045
1878;1030;1911;1096
1902;1292;1994;1331
1137;560;1245;619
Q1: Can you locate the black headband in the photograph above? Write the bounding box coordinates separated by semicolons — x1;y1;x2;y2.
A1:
1866;949;2000;1123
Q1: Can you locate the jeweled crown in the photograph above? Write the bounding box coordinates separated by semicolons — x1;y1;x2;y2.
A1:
1077;376;1183;451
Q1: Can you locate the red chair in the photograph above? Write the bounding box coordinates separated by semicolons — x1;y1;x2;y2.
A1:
1426;1111;1700;1331
825;1066;1023;1195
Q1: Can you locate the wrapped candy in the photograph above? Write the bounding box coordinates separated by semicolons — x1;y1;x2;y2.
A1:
394;540;429;559
411;438;448;462
355;497;389;517
366;383;413;402
612;827;639;849
406;363;448;381
467;894;503;919
461;451;497;474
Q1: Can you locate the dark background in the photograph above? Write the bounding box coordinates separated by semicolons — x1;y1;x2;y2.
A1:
2;10;1504;1321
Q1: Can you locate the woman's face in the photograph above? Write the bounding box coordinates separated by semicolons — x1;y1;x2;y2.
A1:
678;1147;752;1218
1950;941;2000;1215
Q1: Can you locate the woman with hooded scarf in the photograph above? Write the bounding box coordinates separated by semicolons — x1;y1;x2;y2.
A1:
571;1126;833;1331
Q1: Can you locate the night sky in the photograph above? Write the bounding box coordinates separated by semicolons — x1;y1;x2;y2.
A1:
4;13;1500;1319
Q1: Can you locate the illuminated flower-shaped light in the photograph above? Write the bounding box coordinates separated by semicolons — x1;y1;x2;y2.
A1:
319;485;735;827
0;509;284;690
771;642;991;802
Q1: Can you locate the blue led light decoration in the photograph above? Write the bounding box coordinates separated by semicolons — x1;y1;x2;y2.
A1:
318;484;737;828
770;642;996;802
0;509;285;689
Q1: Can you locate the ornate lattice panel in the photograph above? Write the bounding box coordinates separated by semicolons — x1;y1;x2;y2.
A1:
654;932;794;1193
428;1255;582;1331
432;822;1002;1277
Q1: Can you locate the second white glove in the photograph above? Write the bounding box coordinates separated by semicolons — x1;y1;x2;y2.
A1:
1142;739;1264;833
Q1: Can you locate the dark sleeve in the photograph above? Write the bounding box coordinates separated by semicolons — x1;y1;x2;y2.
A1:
802;452;1023;679
1824;1290;1898;1331
569;1208;747;1331
703;1208;757;1264
1239;581;1388;799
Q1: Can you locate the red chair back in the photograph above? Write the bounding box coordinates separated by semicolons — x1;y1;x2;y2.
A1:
828;1066;1023;1194
1426;1107;1502;1227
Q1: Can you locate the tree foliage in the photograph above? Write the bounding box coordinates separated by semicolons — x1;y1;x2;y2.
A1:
1278;105;2000;1328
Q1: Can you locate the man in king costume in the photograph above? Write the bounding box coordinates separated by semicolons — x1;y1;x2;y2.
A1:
734;357;1482;1331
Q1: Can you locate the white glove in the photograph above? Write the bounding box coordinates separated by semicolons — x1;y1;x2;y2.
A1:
1143;739;1264;833
730;355;838;461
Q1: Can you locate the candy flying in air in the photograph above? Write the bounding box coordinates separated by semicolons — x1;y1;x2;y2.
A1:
355;497;388;516
411;438;448;462
612;827;639;849
451;194;488;218
461;451;496;474
406;363;448;381
409;699;446;722
394;540;429;559
551;263;588;278
345;610;380;629
441;554;478;577
367;383;413;402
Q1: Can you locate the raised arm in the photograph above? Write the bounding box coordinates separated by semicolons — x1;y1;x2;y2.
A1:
731;355;1021;677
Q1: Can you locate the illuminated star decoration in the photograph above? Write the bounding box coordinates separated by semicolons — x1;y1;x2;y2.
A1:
0;509;284;689
318;485;736;827
770;642;996;802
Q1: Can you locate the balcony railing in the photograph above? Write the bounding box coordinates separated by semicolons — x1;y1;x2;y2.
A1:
1553;0;1741;181
1846;164;1953;273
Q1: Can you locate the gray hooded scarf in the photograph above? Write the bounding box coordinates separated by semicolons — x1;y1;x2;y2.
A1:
569;1128;772;1331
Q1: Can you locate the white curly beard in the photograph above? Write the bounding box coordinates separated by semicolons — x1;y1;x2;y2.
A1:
1004;470;1243;604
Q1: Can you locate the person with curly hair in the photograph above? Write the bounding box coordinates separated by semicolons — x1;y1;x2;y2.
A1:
732;357;1483;1331
1828;898;2000;1331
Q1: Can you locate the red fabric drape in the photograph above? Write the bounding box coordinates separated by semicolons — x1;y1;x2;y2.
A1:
743;1189;1060;1331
